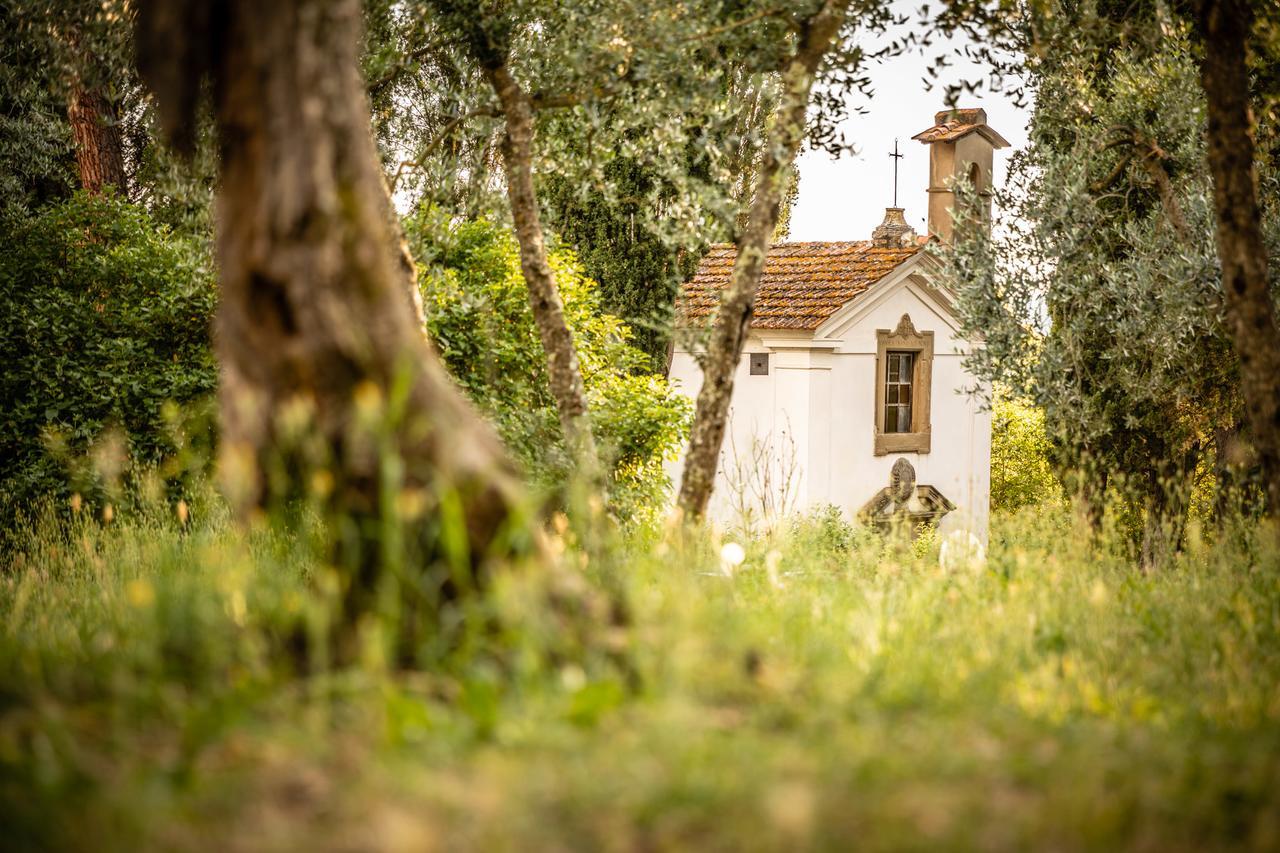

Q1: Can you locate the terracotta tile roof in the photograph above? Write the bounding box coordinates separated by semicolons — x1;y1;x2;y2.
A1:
679;241;923;331
912;108;1011;148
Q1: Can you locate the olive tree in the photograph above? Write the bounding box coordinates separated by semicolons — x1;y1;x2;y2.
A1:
677;0;897;518
933;0;1280;522
136;0;539;656
943;25;1275;564
374;1;820;480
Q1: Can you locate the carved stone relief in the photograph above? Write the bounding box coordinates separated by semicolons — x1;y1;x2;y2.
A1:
859;458;955;531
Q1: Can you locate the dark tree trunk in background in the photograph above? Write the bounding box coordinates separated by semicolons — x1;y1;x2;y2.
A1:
1196;0;1280;517
1140;445;1197;571
486;63;597;465
67;83;126;195
136;0;536;647
677;0;851;519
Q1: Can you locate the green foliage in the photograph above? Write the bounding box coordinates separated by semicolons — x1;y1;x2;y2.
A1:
792;503;859;554
944;25;1278;550
368;3;870;372
0;0;162;210
2;501;1279;848
991;393;1063;512
541;69;794;369
0;192;217;530
127;108;220;238
544;155;708;370
0;1;217;235
0;1;77;213
408;215;690;517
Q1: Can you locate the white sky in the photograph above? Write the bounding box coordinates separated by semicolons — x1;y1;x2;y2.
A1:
788;5;1031;242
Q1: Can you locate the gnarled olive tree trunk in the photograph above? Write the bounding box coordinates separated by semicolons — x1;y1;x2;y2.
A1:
486;63;597;463
677;0;851;519
424;0;597;469
1196;0;1280;516
136;0;536;646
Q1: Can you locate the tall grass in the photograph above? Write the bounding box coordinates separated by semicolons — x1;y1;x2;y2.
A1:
2;500;1278;850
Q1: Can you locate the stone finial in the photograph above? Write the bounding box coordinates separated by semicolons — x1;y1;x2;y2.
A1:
871;207;917;248
889;458;916;503
934;107;987;128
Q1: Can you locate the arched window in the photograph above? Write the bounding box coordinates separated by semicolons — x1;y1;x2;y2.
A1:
959;162;983;228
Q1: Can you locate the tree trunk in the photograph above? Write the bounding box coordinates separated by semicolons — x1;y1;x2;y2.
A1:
67;84;127;195
486;63;597;465
1196;0;1280;517
378;168;428;325
1140;447;1196;572
1212;419;1249;522
137;0;536;652
677;0;851;519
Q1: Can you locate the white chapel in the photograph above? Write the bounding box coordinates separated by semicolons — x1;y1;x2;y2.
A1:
666;108;1009;541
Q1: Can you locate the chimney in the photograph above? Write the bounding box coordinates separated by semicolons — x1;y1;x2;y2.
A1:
871;207;917;248
911;107;1010;243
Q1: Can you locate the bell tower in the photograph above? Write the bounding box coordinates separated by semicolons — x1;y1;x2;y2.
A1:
911;108;1010;243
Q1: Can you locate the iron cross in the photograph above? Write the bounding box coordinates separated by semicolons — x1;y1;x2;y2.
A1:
889;138;903;207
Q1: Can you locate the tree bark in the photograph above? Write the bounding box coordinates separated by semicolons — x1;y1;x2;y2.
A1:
1196;0;1280;516
486;62;597;465
137;0;536;649
677;0;851;519
378;168;428;326
67;83;127;195
1140;446;1196;572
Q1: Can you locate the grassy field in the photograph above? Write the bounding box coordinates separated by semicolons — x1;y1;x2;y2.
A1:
2;504;1279;851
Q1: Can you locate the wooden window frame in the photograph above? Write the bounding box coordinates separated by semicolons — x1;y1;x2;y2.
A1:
883;351;914;433
874;313;933;455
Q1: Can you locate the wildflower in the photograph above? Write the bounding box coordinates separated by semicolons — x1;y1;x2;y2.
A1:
560;664;586;692
551;512;570;536
719;541;746;575
126;579;154;608
396;488;427;520
353;380;382;413
310;469;334;498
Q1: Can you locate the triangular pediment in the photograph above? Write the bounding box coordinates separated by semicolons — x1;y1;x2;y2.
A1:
813;251;961;342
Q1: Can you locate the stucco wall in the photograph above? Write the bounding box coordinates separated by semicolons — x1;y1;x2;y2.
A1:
666;270;991;540
925;133;997;242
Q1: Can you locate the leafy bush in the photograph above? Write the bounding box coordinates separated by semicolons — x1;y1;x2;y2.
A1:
991;393;1063;512
0;192;217;529
408;215;690;518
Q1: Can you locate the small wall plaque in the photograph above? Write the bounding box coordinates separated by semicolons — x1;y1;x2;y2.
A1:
750;353;769;375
